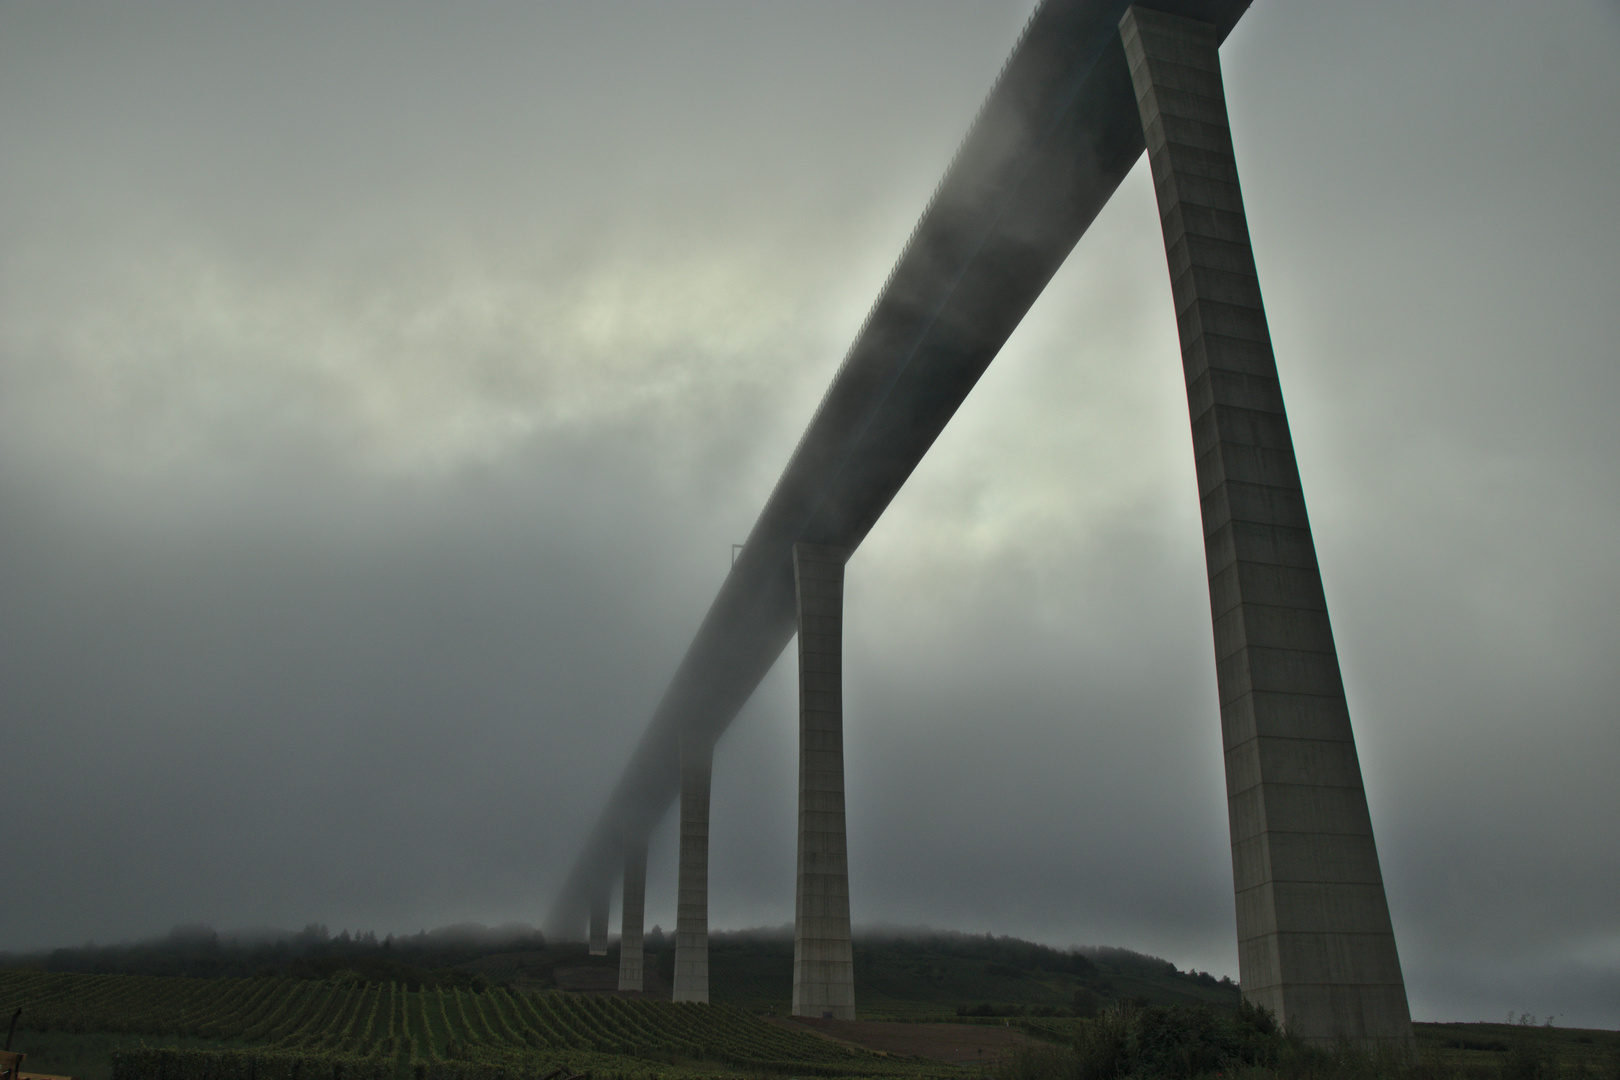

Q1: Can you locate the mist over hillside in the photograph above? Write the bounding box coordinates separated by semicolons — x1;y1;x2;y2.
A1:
0;922;544;985
0;922;1232;1014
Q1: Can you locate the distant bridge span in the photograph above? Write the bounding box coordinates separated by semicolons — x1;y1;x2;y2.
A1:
547;0;1413;1045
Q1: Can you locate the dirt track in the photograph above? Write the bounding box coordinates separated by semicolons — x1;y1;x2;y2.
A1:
768;1018;1037;1065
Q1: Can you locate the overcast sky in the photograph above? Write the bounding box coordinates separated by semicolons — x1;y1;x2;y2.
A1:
3;0;1618;1030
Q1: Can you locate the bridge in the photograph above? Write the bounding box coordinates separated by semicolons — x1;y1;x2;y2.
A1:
546;0;1413;1045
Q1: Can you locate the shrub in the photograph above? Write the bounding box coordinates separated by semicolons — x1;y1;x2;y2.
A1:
994;1001;1285;1080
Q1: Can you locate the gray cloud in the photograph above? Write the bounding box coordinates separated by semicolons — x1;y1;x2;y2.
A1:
1;0;1616;1031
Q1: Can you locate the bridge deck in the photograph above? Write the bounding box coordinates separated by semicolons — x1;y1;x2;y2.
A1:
548;0;1252;933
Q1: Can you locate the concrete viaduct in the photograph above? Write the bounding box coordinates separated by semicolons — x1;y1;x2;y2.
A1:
547;0;1413;1045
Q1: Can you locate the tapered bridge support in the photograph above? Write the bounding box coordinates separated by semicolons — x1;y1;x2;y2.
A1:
672;737;712;1003
618;834;647;992
1120;5;1412;1046
791;542;856;1020
588;887;609;956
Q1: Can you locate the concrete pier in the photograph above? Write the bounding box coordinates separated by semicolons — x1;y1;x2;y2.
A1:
588;887;609;956
672;739;712;1003
790;542;856;1020
1119;5;1412;1045
618;835;647;992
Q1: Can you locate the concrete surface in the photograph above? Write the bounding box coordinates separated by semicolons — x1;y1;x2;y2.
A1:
588;887;609;957
548;0;1258;935
672;740;712;1003
790;542;856;1020
1120;3;1412;1046
618;834;646;992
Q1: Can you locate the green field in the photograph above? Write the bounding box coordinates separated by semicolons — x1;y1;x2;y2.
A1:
1413;1020;1620;1077
5;937;1615;1080
0;970;946;1080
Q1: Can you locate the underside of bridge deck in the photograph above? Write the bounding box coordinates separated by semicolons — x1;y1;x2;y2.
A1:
550;0;1412;1045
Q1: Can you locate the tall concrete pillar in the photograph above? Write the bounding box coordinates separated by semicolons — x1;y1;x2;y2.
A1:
672;738;712;1003
1119;6;1412;1045
791;542;856;1020
618;835;647;993
588;887;609;956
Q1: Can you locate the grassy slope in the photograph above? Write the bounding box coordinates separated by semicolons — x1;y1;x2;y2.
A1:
0;933;1236;1080
1413;1021;1620;1075
15;1034;912;1080
11;932;1616;1080
713;938;1236;1018
16;1018;1620;1080
467;933;1238;1018
9;1032;250;1080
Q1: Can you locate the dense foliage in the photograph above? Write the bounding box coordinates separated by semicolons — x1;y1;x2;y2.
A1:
997;1004;1620;1080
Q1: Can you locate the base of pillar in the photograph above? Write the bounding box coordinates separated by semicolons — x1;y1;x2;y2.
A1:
672;941;708;1004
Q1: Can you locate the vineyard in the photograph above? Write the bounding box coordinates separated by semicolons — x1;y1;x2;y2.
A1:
0;971;940;1079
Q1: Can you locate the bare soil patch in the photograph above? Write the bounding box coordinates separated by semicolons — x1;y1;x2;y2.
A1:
768;1018;1038;1065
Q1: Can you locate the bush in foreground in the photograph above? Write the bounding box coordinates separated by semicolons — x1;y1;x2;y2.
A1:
993;1002;1486;1080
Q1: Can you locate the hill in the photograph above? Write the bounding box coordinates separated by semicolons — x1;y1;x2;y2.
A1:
5;924;1237;1018
1;948;1615;1080
466;929;1237;1017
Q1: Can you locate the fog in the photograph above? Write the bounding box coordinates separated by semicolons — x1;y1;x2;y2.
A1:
2;0;1617;1028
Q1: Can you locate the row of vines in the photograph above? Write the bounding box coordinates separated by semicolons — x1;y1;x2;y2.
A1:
0;972;905;1076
